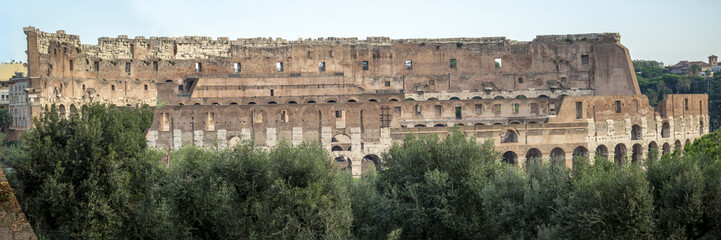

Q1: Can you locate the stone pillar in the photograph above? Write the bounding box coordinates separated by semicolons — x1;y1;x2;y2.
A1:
193;130;204;147
241;128;251;141
292;127;303;146
606;120;614;137
173;129;182;150
147;130;158;148
321;127;332;151
350;127;361;152
380;127;391;147
351;157;362;178
217;129;227;148
266;128;277;147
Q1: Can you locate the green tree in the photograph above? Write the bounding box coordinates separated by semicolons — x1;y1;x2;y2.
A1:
0;108;12;132
377;132;501;239
689;64;701;76
3;103;163;239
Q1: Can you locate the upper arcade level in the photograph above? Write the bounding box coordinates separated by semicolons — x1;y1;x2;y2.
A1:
24;27;639;97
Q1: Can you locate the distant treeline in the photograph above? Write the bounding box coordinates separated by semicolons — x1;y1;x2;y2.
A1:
2;104;721;239
634;60;721;130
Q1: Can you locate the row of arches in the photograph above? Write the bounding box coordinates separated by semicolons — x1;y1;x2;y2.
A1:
501;139;692;166
334;154;382;172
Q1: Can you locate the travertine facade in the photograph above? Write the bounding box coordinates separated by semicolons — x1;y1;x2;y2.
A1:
15;27;708;176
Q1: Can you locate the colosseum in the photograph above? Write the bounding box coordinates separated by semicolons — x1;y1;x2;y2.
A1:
11;27;708;177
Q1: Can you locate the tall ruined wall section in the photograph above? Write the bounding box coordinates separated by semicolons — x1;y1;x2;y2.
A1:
23;27;640;112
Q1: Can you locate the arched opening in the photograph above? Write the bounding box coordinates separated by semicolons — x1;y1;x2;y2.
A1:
306;100;317;104
685;139;691;147
449;97;461;101
502;151;518;165
538;95;549;98
331;146;344;152
178;103;184;106
661;122;670;138
648;141;658;152
69;104;77;117
388;98;399;102
332;134;351;143
230;102;238;105
368;99;378;102
267;101;277;105
404;98;415;101
59;104;66;118
248;102;256;105
526;148;542;163
455;123;465;126
212;103;220;106
662;143;671;154
632;144;643;163
434;123;447;127
327;100;337;103
501;129;518;143
414;124;426;128
362;154;382;171
474;122;485;126
614;144;627;164
194;103;201;105
165;80;173;83
674;140;682;151
493;123;503;125
515;95;527;99
550;148;566;166
528;122;537;124
427;97;439;101
631;124;642;140
472;96;482;100
596;145;609;159
347;99;357;103
573;146;589;157
494;96;505;99
288;101;297;104
510;121;521;125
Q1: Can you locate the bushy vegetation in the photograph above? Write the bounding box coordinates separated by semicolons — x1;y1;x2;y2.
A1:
2;104;721;239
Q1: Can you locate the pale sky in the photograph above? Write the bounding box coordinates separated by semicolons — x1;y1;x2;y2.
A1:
1;0;719;66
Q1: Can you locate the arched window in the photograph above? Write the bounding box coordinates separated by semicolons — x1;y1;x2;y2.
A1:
388;98;399;102
661;122;670;138
502;151;518;165
368;99;378;102
526;148;542;162
331;146;344;151
614;144;627;165
347;99;357;103
306;100;316;103
427;97;439;101
327;100;337;103
414;124;426;128
538;95;549;98
248;102;256;105
631;124;642;140
515;95;527;99
573;146;589;157
494;96;505;99
449;97;461;101
632;144;643;163
434;123;447;127
662;143;671;154
674;140;682;151
550;148;566;166
230;102;238;105
501;129;518;143
288;101;297;104
472;96;482;100
596;145;609;159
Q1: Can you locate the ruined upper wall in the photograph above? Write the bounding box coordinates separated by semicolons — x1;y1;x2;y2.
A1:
24;26;639;96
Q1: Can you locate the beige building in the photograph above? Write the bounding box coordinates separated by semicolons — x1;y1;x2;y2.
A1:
19;27;709;176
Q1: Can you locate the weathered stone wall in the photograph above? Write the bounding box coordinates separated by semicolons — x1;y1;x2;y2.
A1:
0;170;36;240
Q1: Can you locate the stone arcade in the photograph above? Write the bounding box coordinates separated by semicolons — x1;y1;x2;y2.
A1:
12;27;708;177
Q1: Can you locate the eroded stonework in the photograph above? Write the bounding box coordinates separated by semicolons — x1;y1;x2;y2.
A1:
12;27;708;177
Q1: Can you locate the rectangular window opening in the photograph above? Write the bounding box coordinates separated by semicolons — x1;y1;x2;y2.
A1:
495;58;502;68
153;61;158;72
581;55;589;65
513;103;520;113
94;61;99;71
405;60;412;70
615;101;622;113
455;106;462;119
685;98;689;110
111;85;116;91
362;61;369;71
475;104;483;115
384;81;391;87
125;62;131;73
276;62;283;72
270;89;274;96
518;78;523;83
415;105;421;116
144;84;148;90
494;104;501;114
575;102;583;119
82;84;85;90
319;62;326;72
394;106;402;116
195;62;202;72
435;105;442;117
335;110;342;118
234;63;241;73
531;103;538;114
450;59;457;68
69;60;73;71
632;100;639;113
178;85;184;91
